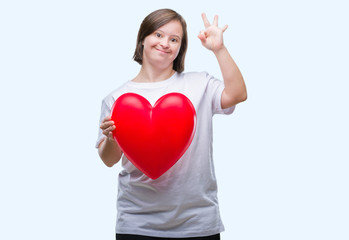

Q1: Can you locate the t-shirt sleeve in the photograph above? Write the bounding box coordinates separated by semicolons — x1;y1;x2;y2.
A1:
205;72;236;115
95;99;112;148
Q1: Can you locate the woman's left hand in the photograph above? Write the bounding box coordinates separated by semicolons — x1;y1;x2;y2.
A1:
198;13;228;53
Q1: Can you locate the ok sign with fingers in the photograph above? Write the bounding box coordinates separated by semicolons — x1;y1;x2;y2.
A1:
198;13;228;53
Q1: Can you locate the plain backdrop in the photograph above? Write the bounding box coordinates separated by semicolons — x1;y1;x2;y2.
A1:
1;0;348;239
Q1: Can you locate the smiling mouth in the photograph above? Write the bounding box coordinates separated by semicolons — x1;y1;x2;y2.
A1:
155;48;170;54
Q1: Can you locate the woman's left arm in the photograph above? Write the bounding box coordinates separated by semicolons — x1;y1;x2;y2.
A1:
198;13;247;109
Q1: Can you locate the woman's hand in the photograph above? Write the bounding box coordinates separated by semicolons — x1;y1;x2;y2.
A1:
98;116;122;167
100;116;116;141
198;13;228;53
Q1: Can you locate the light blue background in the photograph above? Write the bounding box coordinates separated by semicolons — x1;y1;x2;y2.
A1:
1;0;348;239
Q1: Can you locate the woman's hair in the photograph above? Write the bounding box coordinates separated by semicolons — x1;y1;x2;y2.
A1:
133;9;188;73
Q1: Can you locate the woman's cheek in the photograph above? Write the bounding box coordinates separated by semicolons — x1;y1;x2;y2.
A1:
174;44;181;57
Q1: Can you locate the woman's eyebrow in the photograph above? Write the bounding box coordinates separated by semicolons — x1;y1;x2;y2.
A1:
172;35;181;40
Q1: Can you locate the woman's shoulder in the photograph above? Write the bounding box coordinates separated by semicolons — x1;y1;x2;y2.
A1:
101;82;130;107
177;71;217;87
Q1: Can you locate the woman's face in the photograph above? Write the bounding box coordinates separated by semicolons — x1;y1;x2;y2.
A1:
142;20;183;70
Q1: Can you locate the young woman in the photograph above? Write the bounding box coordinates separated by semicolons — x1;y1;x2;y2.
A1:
96;9;247;240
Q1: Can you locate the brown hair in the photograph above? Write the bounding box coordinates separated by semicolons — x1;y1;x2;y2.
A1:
133;9;188;73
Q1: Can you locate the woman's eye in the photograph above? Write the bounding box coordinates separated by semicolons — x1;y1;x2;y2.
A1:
155;33;162;38
171;38;178;43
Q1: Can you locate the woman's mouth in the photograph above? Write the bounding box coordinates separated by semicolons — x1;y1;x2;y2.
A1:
155;48;170;54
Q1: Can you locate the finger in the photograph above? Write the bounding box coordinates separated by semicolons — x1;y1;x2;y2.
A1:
201;13;210;28
101;117;112;126
103;125;115;136
102;129;109;136
103;116;111;122
100;122;109;130
108;132;114;139
100;120;115;130
213;15;218;26
198;31;207;45
103;126;115;136
222;24;228;32
197;30;206;40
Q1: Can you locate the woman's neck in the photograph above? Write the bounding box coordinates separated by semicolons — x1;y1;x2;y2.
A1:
132;64;176;83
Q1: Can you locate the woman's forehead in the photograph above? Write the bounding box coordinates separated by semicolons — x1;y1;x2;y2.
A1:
156;20;183;37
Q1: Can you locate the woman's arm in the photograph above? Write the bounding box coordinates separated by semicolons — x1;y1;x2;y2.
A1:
98;116;122;167
198;13;247;108
214;46;247;108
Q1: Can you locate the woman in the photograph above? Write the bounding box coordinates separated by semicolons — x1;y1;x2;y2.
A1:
96;8;247;240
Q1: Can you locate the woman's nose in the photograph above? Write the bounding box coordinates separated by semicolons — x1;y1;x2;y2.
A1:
160;38;169;48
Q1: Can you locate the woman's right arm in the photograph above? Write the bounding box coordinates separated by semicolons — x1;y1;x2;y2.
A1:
98;116;122;167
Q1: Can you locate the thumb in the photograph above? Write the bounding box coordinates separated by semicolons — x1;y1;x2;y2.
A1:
108;131;114;140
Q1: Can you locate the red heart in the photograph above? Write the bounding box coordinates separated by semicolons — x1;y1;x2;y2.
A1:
111;93;197;179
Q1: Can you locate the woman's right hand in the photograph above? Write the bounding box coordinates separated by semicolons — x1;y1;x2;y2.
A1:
100;116;116;140
98;116;122;166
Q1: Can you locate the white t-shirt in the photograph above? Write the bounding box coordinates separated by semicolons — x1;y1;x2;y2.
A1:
96;71;235;238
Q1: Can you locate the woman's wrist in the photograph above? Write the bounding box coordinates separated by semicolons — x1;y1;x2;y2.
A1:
213;45;227;56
